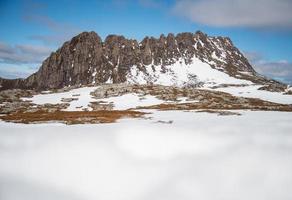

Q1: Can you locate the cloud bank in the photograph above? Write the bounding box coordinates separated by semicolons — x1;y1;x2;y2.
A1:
0;42;53;78
173;0;292;28
0;42;52;64
245;51;292;84
254;61;292;84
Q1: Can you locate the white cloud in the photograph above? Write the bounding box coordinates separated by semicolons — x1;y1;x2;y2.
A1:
173;0;292;28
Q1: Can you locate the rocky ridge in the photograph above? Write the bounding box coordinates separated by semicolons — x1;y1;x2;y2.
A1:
0;31;285;91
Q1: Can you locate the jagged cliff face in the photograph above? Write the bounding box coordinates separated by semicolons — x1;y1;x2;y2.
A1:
0;31;279;91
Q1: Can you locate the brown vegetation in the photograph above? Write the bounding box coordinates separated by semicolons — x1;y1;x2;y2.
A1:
0;110;147;124
1;84;292;125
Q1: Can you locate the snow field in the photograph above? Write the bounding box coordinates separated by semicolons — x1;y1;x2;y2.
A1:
1;110;292;200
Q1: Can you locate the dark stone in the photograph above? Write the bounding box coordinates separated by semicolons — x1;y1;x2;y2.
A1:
0;31;281;91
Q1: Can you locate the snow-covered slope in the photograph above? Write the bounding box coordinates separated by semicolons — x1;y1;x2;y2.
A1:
1;110;292;200
126;56;251;87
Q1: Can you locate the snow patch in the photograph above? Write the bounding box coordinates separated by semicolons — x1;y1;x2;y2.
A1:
209;85;292;104
98;93;164;110
22;87;99;111
211;51;226;63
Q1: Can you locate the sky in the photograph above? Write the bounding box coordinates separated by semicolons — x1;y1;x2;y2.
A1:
0;0;292;84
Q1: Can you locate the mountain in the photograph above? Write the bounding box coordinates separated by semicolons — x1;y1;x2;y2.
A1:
0;31;286;91
1;31;292;124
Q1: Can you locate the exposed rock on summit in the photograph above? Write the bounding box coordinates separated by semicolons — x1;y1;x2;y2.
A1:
0;31;285;91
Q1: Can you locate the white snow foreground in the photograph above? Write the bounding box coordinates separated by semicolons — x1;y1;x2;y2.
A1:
1;110;292;200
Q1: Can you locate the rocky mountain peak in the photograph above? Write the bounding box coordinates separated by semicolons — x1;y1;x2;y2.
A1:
0;30;283;91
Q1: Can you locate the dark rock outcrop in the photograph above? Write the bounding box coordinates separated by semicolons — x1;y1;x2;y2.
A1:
0;31;283;91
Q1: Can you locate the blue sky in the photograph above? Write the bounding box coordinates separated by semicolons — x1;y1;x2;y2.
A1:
1;0;292;83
